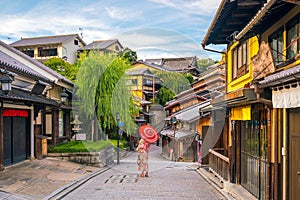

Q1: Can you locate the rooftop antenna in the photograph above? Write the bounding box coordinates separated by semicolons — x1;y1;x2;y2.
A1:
79;27;83;38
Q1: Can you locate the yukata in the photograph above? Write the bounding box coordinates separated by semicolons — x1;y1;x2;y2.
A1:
137;139;150;172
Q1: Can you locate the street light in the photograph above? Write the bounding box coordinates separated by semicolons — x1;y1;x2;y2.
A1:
116;113;120;165
60;88;68;103
0;70;13;95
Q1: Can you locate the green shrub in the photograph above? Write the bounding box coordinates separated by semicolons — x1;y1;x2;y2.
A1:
48;140;112;153
109;139;128;149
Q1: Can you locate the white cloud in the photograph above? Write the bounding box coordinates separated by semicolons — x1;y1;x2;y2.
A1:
114;27;208;59
0;0;220;59
105;6;142;21
149;0;220;14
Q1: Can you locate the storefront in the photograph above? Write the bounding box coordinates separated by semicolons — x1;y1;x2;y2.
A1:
226;89;271;199
3;108;30;165
236;104;269;199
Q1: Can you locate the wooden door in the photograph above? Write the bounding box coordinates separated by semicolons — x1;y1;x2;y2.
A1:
289;134;300;200
289;108;300;200
3;116;29;165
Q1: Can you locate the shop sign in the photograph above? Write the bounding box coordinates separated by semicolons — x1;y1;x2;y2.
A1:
3;109;29;117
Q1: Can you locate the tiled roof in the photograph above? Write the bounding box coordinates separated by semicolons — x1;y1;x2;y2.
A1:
160;129;194;139
145;57;197;71
79;39;121;51
0;88;59;106
10;34;85;47
171;100;211;122
1;40;73;85
0;50;52;83
132;60;165;71
259;64;300;88
126;68;150;75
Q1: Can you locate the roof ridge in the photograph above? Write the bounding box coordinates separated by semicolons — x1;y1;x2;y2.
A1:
92;39;118;42
18;34;78;40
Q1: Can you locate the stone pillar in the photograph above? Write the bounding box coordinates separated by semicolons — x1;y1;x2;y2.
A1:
34;124;42;159
52;108;59;145
65;110;71;139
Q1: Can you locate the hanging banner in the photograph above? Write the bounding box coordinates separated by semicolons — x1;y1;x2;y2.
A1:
272;86;300;108
231;105;251;120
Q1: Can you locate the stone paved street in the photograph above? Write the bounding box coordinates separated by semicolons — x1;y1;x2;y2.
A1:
0;158;99;199
61;145;226;200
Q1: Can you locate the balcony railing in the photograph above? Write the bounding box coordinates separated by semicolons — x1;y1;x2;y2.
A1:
208;148;230;182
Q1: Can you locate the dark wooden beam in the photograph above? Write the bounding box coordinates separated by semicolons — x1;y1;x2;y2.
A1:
231;12;251;17
226;20;244;26
222;27;241;32
237;0;261;6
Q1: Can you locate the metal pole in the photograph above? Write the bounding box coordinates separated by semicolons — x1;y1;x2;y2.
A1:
117;132;120;165
116;113;120;165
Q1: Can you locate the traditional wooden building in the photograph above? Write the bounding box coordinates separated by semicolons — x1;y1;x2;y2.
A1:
10;34;85;64
78;39;123;56
161;61;225;162
202;0;300;199
145;56;201;78
0;40;73;169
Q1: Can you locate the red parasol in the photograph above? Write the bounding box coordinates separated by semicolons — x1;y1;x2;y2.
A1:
139;124;159;143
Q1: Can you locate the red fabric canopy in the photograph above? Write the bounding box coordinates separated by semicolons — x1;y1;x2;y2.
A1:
139;124;158;143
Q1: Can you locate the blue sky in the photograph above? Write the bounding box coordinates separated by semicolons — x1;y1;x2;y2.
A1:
0;0;223;60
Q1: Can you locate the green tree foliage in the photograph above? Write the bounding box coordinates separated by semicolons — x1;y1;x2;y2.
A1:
184;73;194;84
75;52;139;135
157;86;175;105
43;57;78;81
118;47;137;63
197;58;218;72
154;71;191;105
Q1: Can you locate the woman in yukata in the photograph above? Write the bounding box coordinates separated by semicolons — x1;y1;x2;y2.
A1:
136;138;150;177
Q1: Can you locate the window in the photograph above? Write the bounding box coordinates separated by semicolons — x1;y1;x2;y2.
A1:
127;79;137;85
143;78;153;86
22;49;34;57
115;45;119;51
287;15;300;59
269;27;284;67
59;111;65;137
38;47;58;57
232;40;248;80
74;40;78;45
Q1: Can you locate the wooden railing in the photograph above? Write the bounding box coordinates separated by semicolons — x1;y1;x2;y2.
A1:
208;148;230;181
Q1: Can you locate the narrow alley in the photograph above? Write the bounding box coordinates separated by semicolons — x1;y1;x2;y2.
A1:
53;145;227;200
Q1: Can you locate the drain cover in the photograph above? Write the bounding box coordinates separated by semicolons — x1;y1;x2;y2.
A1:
104;175;138;183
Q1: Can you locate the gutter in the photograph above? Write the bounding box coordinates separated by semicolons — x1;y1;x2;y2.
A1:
235;0;277;41
201;0;227;47
202;45;226;55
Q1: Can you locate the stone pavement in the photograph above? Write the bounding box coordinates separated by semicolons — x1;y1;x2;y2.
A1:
0;144;256;200
0;158;100;200
53;145;229;200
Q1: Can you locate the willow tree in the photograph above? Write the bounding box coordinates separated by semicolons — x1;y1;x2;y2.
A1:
75;52;139;140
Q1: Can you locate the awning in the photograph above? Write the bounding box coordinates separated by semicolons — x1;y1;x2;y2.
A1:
172;100;210;122
133;96;151;105
160;129;194;140
225;88;257;106
0;88;59;106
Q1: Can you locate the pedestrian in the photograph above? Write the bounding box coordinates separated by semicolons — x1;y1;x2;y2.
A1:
136;138;150;177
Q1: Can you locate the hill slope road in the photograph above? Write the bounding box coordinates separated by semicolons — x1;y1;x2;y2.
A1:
63;145;226;200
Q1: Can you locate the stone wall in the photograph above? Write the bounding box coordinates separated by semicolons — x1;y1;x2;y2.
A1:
47;146;115;168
